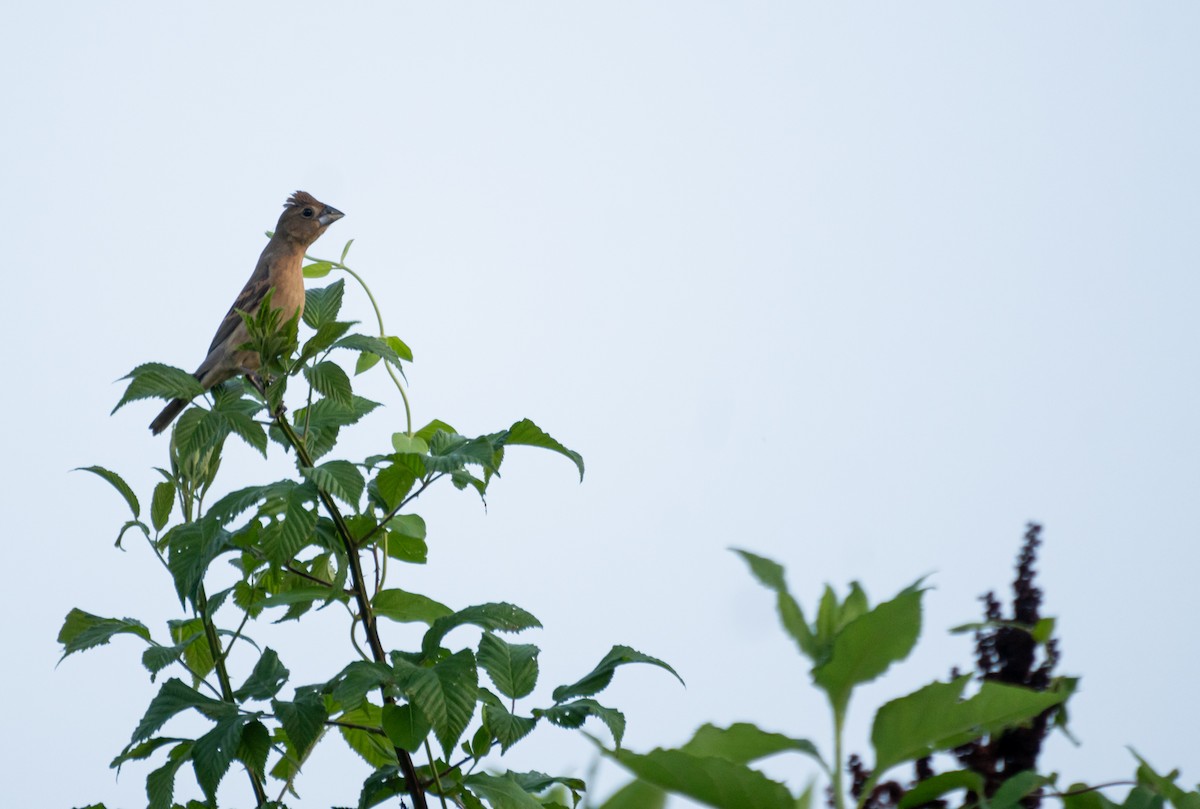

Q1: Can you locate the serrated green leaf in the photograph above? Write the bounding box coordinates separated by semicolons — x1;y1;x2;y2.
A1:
375;454;424;509
303;279;345;329
146;741;193;809
373;588;452;625
166;519;230;607
813;582;924;714
167;619;214;684
732;549;818;659
151;481;175;532
192;715;249;802
502;419;584;481
305;360;353;406
552;645;682;702
301;460;364;509
272;689;327;761
897;770;985;809
131;678;230;744
538;699;626;745
76;465;141;518
403;649;478;754
415;419;456;443
478;633;539;700
237;719;271;782
58;609;151;659
382;702;432;753
261;485;317;564
464;773;544;809
112;363;204;414
422;603;542;657
482;701;538;752
334;333;406;369
336;702;396;767
300;320;355;362
235;648;289;701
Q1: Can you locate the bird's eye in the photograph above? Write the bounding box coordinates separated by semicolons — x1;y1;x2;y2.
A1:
302;207;314;218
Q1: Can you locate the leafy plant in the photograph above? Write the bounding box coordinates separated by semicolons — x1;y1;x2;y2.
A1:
64;242;680;809
594;526;1198;809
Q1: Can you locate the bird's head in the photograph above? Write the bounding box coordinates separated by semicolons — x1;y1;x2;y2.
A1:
276;190;344;246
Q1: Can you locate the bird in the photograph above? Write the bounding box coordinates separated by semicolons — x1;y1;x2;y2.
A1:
149;190;344;435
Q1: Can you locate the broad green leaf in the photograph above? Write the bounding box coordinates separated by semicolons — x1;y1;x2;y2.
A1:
112;363;204;413
732;549;818;660
237;719;271;782
403;649;478;754
385;334;413;361
219;407;268;457
58;609;151;659
482;701;538;752
235;648;289;701
391;433;430;455
425;431;500;475
537;699;626;746
683;723;825;771
503;419;585;481
330;661;397;709
506;771;586;802
76;465;140;518
301;460;364;509
141;633;203;679
552;645;683;702
596;780;668;809
464;773;544;809
305;360;353;406
477;633;539;700
337;702;397;767
168;619;214;684
192;715;249;802
897;770;985;809
205;480;296;524
373;588;452;625
1133;751;1200;809
603;746;795;809
261;485;317;564
166;519;230;607
272;689;327;760
812;582;924;714
386;531;428;564
131;678;231;743
355;350;381;375
375;454;425;509
334;333;406;369
300;320;355;362
150;481;175;532
415;418;457;443
991;771;1049;809
303;279;345;328
422;602;542;657
871;678;1071;775
382;702;431;752
302;260;334;278
146;741;193;809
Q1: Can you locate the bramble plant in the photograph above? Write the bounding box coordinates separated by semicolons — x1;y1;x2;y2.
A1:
592;527;1200;809
64;240;680;809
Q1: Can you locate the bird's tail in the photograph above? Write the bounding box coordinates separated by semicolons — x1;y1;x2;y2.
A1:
149;398;189;435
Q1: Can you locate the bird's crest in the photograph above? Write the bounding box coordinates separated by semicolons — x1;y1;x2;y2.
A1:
285;190;321;208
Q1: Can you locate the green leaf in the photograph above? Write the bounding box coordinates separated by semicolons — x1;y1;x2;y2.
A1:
991;771;1050;809
110;736;183;771
385;334;413;361
114;518;151;548
166;519;230;607
422;602;542;657
131;678;230;744
477;633;540;700
391;433;430;455
206;480;296;524
425;431;501;475
58;609;151;659
192;715;249;802
382;702;431;752
330;660;397;710
112;363;204;413
334;333;406;369
168;619;214;683
538;699;626;745
552;645;683;702
305;360;353;406
602;746;795;809
733;549;818;660
303;279;345;328
301;460;364;509
596;780;668;809
897;770;985;809
683;723;825;770
272;689;328;761
373;588;453;625
141;633;203;679
503;419;585;481
375;454;425;509
300;320;355;362
76;465;140;518
812;582;924;714
146;741;193;809
464;773;545;809
235;648;289;701
415;418;457;443
302;260;334;279
871;677;1072;776
337;702;396;767
261;485;317;564
151;481;175;532
221;408;268;456
355;350;382;375
237;719;271;782
403;649;478;754
340;239;354;262
482;700;538;752
1133;751;1200;809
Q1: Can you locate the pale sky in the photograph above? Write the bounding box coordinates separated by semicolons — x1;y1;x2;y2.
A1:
4;4;1199;808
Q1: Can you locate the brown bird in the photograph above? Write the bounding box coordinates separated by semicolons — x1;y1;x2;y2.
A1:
149;191;344;435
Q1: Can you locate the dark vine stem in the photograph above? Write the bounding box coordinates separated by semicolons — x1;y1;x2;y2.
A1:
272;412;429;809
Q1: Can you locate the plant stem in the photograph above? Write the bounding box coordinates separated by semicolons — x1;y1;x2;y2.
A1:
833;708;846;809
274;412;428;809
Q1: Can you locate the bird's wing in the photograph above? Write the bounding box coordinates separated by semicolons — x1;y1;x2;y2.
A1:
205;263;272;356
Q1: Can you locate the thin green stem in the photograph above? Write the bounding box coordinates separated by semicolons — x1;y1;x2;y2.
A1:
273;412;428;809
833;709;846;809
423;737;450;809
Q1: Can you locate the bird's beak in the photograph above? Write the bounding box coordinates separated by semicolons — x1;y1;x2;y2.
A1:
318;205;345;226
